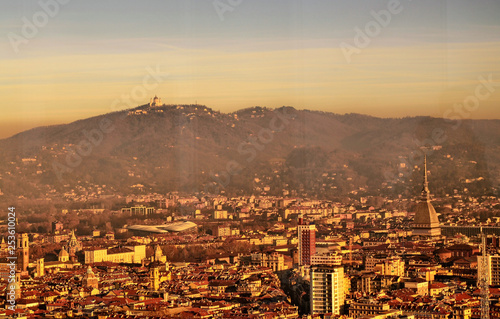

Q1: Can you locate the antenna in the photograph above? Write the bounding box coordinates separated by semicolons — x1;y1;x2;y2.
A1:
479;227;490;319
421;155;430;202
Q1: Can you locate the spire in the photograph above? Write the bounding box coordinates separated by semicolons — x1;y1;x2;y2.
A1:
421;155;431;202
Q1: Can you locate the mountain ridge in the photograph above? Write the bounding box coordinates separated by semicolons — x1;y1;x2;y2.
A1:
0;103;498;200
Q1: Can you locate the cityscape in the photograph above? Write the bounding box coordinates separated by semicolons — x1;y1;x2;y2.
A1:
1;1;500;318
0;103;499;318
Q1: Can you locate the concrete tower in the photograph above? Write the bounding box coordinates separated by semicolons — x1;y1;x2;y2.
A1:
412;156;441;238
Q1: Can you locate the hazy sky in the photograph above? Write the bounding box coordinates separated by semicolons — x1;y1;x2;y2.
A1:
1;0;499;138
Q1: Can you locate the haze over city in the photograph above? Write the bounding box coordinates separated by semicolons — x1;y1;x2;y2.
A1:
2;1;500;318
1;0;500;138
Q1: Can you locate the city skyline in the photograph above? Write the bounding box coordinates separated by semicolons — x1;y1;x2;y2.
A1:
1;0;500;139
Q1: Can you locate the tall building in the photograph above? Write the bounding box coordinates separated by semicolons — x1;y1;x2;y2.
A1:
478;254;500;286
36;258;45;278
16;233;29;272
150;265;160;291
310;265;345;315
298;216;316;266
412;156;441;238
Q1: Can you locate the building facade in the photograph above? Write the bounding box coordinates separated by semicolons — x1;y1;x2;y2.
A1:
85;245;146;264
310;265;345;315
298;217;316;266
365;255;405;277
478;254;500;286
311;252;342;266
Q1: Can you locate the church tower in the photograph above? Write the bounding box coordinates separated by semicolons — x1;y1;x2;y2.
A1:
149;265;160;291
36;258;45;278
16;233;29;272
412;156;441;238
83;266;99;289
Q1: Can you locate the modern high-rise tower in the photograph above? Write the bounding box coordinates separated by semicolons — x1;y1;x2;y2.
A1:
298;215;316;266
412;156;441;238
310;265;345;315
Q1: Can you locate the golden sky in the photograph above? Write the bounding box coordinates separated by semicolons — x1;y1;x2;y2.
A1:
1;1;500;138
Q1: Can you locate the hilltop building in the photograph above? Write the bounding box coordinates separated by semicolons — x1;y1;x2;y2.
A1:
412;156;441;238
149;95;163;107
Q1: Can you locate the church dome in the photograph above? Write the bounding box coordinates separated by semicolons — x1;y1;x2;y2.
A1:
59;248;69;257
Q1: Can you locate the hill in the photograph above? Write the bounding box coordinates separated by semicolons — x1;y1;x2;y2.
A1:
0;104;498;200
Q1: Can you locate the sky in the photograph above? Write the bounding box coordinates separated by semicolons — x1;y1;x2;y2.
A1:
1;0;499;138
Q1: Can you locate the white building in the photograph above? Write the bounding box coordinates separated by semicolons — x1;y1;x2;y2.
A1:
310;265;345;315
85;245;146;264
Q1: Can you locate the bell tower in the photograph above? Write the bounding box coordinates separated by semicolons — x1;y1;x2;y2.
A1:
16;233;29;272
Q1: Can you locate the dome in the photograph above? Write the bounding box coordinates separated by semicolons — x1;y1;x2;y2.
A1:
413;201;440;226
59;248;69;257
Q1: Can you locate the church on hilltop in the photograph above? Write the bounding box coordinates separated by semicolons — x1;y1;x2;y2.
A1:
412;156;441;238
149;95;163;107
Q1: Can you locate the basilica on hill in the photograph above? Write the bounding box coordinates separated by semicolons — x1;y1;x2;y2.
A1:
149;95;163;107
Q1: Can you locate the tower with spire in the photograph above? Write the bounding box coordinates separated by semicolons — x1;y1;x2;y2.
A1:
412;156;441;238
